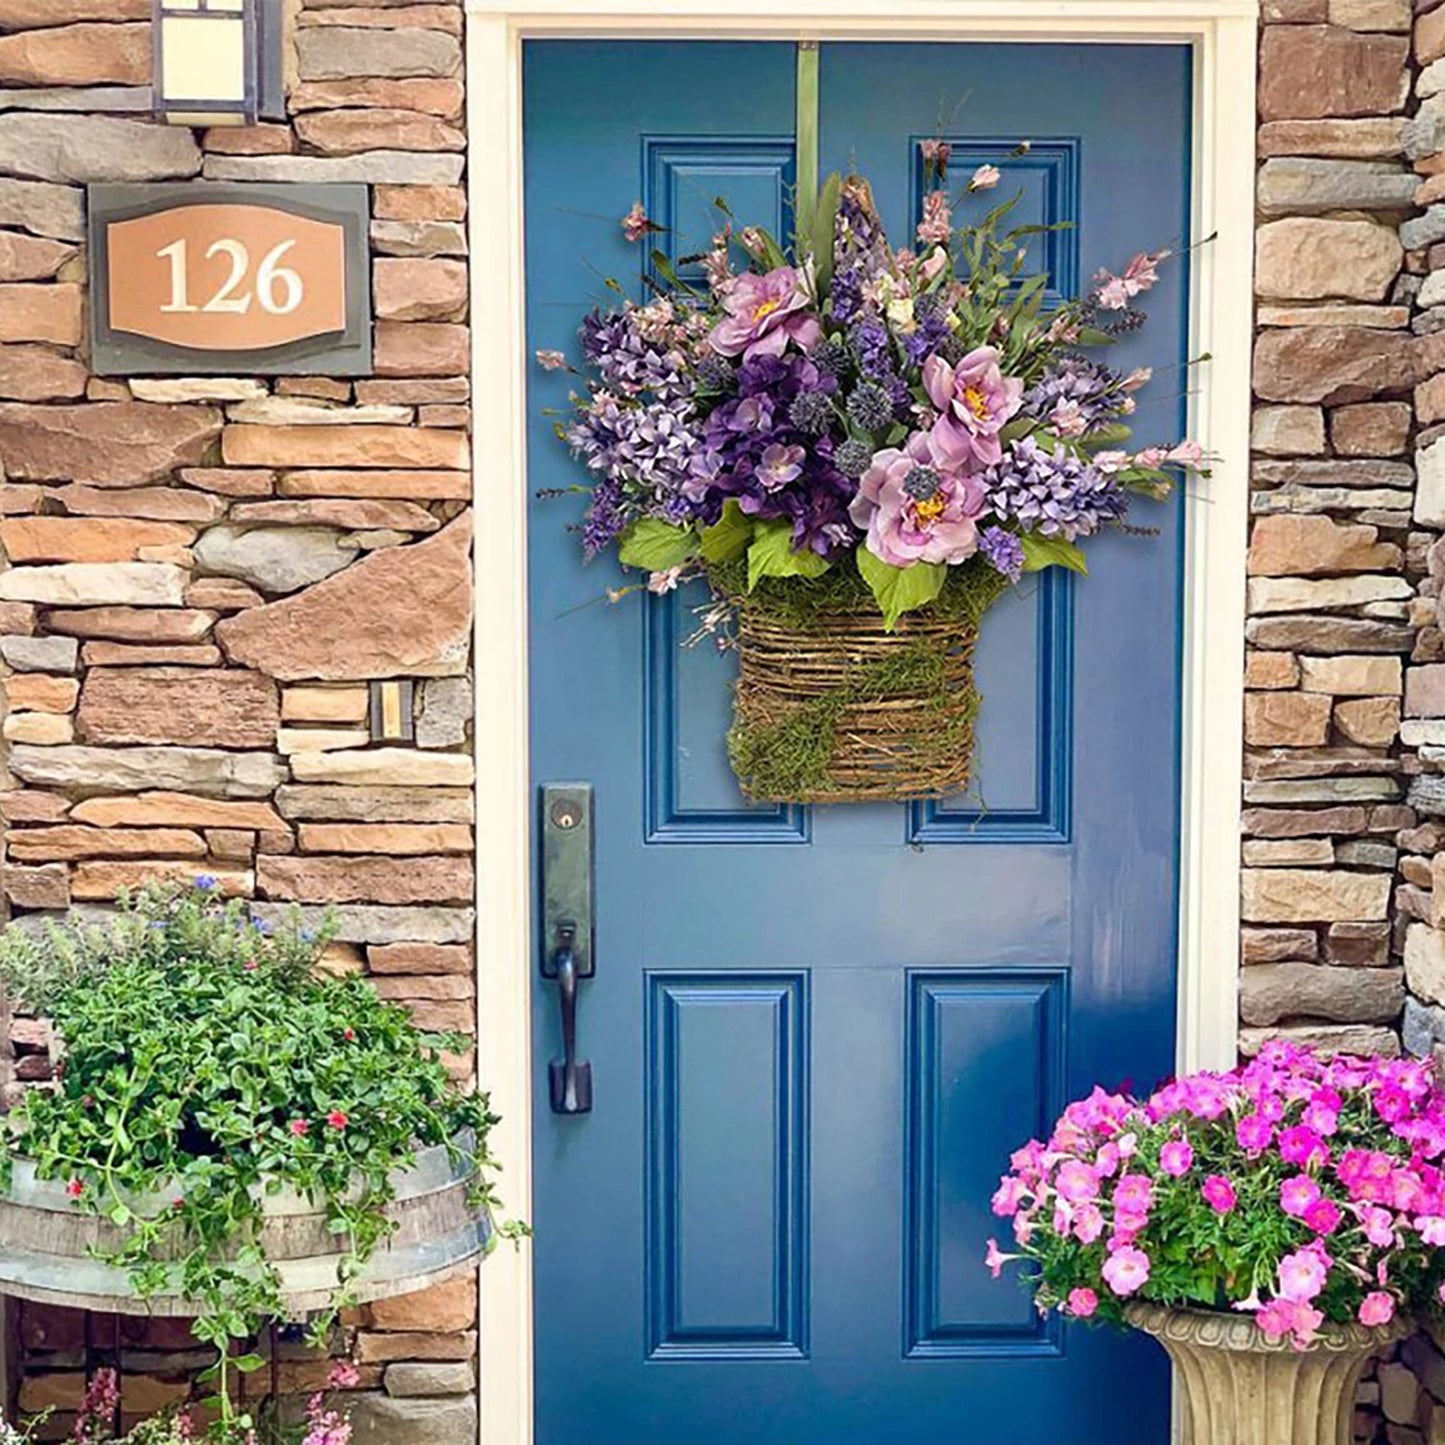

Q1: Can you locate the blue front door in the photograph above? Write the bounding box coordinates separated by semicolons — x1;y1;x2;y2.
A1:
525;39;1190;1444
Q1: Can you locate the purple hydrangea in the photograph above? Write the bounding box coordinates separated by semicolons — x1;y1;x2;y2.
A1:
983;437;1127;542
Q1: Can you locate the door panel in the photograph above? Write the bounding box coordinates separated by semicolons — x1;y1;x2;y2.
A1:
525;38;1190;1445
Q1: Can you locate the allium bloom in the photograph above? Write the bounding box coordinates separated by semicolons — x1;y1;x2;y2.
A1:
923;347;1024;470
1101;1246;1151;1297
709;266;821;361
849;432;986;567
1201;1175;1236;1214
1065;1287;1098;1318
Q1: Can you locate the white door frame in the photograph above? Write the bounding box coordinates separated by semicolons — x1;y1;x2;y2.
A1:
466;5;1256;1439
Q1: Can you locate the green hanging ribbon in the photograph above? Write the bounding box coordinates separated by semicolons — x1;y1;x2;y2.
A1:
795;41;819;255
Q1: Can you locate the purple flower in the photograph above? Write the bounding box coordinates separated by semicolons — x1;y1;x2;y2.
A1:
849;431;986;568
923;346;1025;470
1021;355;1127;436
757;443;806;491
709;266;821;361
979;526;1024;582
983;437;1127;543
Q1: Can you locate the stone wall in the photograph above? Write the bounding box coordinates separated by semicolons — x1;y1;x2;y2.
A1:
1248;0;1445;1438
0;1;478;1440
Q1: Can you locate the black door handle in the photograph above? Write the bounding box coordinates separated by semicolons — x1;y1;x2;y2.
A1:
548;922;593;1115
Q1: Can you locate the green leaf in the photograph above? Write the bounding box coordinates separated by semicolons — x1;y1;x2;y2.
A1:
231;1353;266;1374
108;1201;133;1227
1019;532;1088;576
810;171;842;292
746;519;832;591
617;518;697;573
855;548;947;630
699;500;753;565
1076;326;1118;348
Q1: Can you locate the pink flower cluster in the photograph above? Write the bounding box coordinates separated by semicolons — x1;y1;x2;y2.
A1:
987;1043;1445;1348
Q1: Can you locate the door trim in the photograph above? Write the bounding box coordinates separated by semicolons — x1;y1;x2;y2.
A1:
466;6;1255;1441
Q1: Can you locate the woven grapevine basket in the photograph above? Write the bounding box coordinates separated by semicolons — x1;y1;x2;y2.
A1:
726;592;982;804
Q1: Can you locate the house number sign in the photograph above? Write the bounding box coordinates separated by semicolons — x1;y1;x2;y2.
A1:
89;183;372;377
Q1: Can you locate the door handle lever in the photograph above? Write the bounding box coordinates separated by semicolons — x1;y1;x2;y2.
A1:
548;922;592;1114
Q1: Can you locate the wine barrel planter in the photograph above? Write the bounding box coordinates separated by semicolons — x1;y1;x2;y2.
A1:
0;1141;490;1317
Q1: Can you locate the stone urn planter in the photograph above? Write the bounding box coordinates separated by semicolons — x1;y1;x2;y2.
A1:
0;1140;490;1317
1125;1301;1412;1445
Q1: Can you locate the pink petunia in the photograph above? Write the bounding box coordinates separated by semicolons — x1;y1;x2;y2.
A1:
1236;1112;1273;1156
1158;1139;1193;1178
1073;1203;1105;1244
1201;1175;1236;1215
985;1238;1017;1279
1279;1174;1321;1219
1064;1287;1098;1319
1277;1246;1330;1304
1358;1291;1395;1327
1054;1158;1102;1205
991;1176;1027;1217
1113;1173;1153;1215
1278;1126;1329;1170
1101;1246;1151;1298
1302;1198;1341;1236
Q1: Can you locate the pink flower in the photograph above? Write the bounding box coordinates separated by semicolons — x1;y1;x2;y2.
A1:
1303;1198;1341;1236
65;1178;84;1199
1236;1109;1271;1156
1358;1291;1395;1327
1113;1174;1154;1215
535;349;567;371
919;138;952;177
1277;1246;1330;1303
1101;1245;1151;1298
991;1176;1027;1217
849;431;986;568
917;189;952;245
968;164;1001;192
1279;1174;1321;1219
922;347;1024;470
1361;1206;1395;1248
327;1110;349;1131
1094;274;1132;310
1417;1215;1445;1246
1073;1203;1104;1244
1278;1126;1328;1170
289;1119;310;1137
920;246;948;281
326;1360;361;1390
708;266;820;361
621;201;652;243
1049;399;1088;439
1050;1159;1099;1205
647;566;685;595
984;1238;1017;1279
1255;1297;1323;1350
1201;1175;1236;1214
1158;1139;1193;1178
1065;1287;1098;1318
1123;248;1170;294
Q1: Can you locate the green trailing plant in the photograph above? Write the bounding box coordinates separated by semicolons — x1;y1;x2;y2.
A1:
0;882;511;1441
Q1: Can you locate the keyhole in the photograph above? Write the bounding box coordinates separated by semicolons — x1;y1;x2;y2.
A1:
552;800;582;831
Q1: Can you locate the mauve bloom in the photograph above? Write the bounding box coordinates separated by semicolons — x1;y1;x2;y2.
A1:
757;442;805;491
1201;1175;1236;1214
1159;1139;1193;1177
849;432;986;568
621;201;651;242
1278;1126;1328;1169
1101;1245;1151;1297
1358;1291;1395;1327
535;349;567;371
969;163;1001;192
924;347;1024;470
1255;1297;1323;1350
648;566;685;595
984;1238;1015;1278
917;190;952;245
1113;1173;1153;1214
1418;1215;1445;1246
1065;1287;1098;1318
709;266;821;361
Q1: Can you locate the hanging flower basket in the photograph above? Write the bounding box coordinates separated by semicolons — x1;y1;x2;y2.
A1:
537;155;1208;804
723;560;1005;802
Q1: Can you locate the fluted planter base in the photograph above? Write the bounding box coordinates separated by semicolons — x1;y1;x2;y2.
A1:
1125;1303;1410;1445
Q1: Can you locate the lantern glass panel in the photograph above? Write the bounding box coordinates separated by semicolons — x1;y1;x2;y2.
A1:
160;14;247;105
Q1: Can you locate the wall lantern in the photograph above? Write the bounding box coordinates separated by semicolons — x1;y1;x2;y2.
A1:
153;0;286;128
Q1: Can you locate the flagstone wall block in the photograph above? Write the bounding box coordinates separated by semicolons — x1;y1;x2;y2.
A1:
0;2;475;1437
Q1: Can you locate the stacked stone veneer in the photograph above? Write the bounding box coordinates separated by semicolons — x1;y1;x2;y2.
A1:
0;1;477;1440
1247;0;1445;1437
